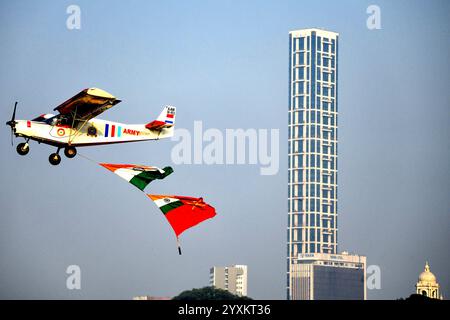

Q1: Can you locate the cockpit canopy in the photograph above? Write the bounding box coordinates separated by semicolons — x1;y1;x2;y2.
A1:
33;114;72;126
32;113;55;122
45;114;72;126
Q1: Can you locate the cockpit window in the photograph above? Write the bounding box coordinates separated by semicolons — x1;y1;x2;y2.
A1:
45;115;72;126
45;116;57;126
32;114;54;122
58;116;70;126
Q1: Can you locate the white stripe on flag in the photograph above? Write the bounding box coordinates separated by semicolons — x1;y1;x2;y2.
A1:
114;168;141;182
153;197;179;208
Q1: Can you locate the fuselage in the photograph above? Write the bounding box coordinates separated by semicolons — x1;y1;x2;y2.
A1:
14;117;172;147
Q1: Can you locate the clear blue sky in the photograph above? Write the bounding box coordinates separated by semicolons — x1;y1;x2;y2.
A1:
0;0;449;299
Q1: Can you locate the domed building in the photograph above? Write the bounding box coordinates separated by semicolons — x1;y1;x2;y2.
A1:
415;262;443;299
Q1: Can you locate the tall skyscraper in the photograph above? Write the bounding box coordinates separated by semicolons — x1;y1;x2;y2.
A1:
287;28;366;300
210;265;248;297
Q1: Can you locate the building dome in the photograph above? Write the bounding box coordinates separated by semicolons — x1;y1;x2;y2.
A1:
415;261;443;299
418;262;436;283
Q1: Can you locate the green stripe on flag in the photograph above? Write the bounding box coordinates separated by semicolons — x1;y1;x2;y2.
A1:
162;166;174;177
129;168;173;191
160;200;184;214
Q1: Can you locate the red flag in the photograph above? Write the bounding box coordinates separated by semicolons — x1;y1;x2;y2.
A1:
147;195;216;237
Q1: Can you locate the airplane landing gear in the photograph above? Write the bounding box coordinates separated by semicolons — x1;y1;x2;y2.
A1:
64;146;77;158
16;142;29;156
49;150;61;166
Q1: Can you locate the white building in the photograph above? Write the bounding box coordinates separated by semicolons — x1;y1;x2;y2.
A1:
415;261;443;299
291;252;366;300
132;296;171;300
210;265;248;297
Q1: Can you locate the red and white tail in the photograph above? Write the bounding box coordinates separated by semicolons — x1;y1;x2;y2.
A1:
145;106;176;135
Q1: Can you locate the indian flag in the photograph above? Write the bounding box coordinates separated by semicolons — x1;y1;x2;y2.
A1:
100;163;173;191
148;195;216;237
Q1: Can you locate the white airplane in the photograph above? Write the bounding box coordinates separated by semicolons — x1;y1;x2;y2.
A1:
6;88;176;165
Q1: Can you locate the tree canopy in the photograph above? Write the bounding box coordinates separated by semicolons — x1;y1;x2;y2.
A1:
172;286;252;300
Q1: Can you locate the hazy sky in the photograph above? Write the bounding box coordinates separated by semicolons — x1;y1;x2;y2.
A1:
0;0;449;299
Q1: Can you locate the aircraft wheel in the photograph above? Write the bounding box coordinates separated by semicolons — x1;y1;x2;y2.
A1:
16;143;30;156
64;146;77;158
49;153;61;166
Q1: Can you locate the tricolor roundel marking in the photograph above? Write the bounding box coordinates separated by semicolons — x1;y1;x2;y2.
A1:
57;128;65;136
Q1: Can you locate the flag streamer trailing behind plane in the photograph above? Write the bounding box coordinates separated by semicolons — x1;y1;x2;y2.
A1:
100;163;173;191
93;159;217;255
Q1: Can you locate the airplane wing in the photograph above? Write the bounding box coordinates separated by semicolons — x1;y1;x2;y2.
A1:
53;88;121;122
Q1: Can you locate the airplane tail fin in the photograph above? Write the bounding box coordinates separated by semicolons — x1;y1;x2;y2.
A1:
157;105;176;125
145;106;176;137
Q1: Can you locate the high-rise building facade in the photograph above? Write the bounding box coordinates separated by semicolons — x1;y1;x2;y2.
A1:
287;28;340;299
210;265;248;297
291;252;366;300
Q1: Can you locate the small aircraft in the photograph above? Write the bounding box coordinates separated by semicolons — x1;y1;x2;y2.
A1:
6;88;176;165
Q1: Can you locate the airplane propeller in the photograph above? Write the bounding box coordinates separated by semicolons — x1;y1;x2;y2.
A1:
6;102;18;146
